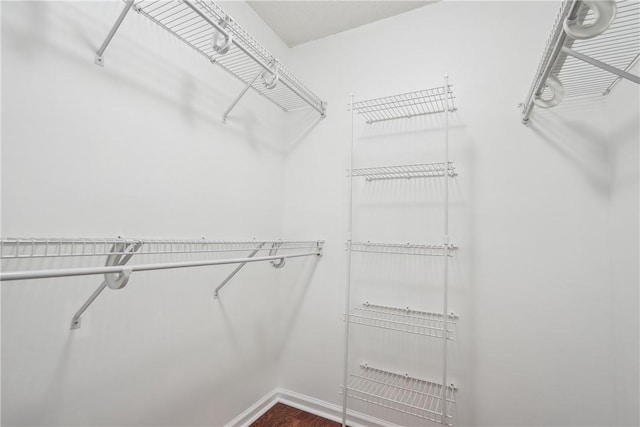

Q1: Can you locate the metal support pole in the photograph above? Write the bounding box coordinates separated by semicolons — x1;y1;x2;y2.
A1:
70;242;142;329
441;75;450;426
214;243;265;298
222;69;263;123
95;0;135;66
341;93;355;427
562;47;640;84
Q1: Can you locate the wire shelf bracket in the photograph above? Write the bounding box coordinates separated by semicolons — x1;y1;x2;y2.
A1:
340;364;457;426
1;238;323;329
95;0;326;120
521;0;639;123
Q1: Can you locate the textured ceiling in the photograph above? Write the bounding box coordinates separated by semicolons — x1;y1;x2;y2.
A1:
247;1;436;47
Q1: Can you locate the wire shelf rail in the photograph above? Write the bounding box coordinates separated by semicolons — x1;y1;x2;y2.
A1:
0;238;321;259
351;241;456;257
97;0;326;120
342;364;456;426
1;237;323;328
522;0;639;122
349;303;457;339
351;162;457;181
352;87;456;123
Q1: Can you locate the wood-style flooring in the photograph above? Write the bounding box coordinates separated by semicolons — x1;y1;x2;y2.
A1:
250;403;341;427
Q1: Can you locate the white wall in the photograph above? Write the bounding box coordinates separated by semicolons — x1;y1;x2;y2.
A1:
0;2;317;426
606;62;640;426
279;1;639;426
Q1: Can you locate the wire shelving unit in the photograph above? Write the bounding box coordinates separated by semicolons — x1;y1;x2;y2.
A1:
351;163;457;181
342;77;458;427
1;237;323;329
342;364;456;426
95;0;326;122
352;87;456;124
522;0;639;122
351;241;455;257
349;303;457;339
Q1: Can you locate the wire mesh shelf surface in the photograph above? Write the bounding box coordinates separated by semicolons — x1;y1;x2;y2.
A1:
554;0;639;99
132;0;325;115
349;303;457;339
350;241;455;257
343;364;456;426
351;162;457;181
0;238;323;259
352;87;455;123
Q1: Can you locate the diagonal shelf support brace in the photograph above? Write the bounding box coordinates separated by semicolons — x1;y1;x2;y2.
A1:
561;47;640;85
70;241;142;330
95;0;135;66
214;242;265;298
222;68;264;123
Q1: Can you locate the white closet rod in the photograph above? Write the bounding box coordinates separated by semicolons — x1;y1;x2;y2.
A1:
0;251;321;282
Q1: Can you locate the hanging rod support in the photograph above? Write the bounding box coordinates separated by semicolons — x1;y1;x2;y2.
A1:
561;47;640;85
222;68;263;123
70;242;142;330
95;0;135;67
214;243;265;298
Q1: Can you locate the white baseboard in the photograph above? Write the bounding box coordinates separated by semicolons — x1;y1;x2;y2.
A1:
226;387;401;427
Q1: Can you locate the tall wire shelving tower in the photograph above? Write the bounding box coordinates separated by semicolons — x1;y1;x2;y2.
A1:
341;76;458;426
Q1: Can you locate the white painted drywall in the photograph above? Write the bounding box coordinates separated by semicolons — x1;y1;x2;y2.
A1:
0;2;320;426
606;62;640;427
278;1;639;426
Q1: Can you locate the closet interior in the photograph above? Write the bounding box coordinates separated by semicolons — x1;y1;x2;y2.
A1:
1;0;638;426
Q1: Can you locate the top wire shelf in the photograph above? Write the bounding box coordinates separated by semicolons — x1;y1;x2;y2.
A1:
522;0;639;122
555;0;639;98
132;0;326;115
0;238;323;259
353;86;455;124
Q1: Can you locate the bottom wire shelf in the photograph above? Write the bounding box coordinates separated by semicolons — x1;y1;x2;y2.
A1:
341;364;456;426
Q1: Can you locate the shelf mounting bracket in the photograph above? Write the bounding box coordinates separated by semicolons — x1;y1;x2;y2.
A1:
95;0;135;66
561;47;640;85
214;242;265;298
222;68;263;123
70;241;142;329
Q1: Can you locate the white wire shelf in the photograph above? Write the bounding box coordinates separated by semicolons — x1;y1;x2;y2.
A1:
342;364;456;426
522;0;639;122
351;241;456;257
352;87;455;124
0;238;321;259
349;303;457;339
129;0;326;116
351;162;457;181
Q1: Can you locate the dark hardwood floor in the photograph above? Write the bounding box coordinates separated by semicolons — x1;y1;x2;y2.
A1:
250;403;341;427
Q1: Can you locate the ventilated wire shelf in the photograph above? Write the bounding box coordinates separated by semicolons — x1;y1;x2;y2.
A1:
351;241;455;257
351;162;456;181
0;238;323;259
349;303;457;339
132;0;325;115
523;0;639;120
341;364;456;426
352;87;455;123
554;0;640;98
